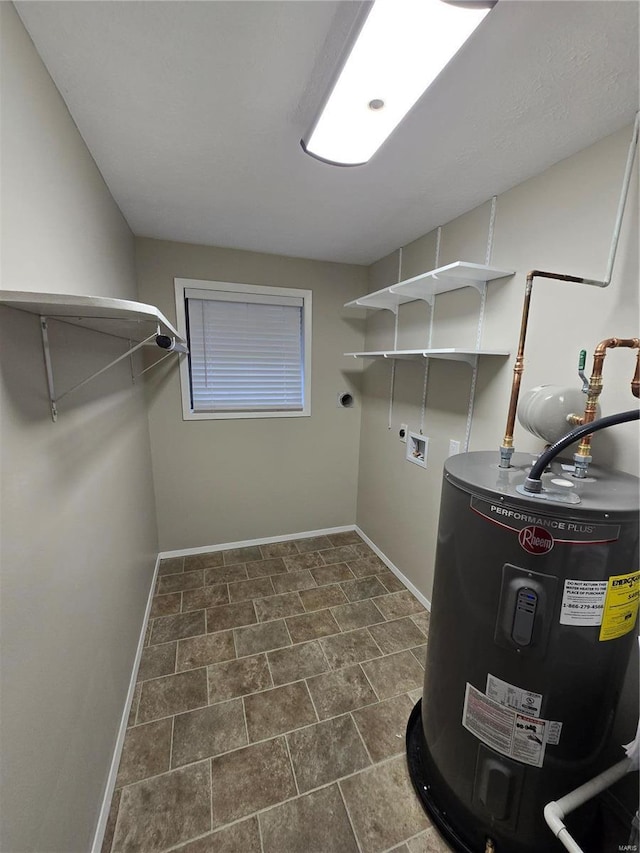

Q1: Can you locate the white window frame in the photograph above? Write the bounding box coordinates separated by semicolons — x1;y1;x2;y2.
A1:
174;278;312;420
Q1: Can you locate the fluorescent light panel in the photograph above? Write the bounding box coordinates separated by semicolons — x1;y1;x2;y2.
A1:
303;0;493;166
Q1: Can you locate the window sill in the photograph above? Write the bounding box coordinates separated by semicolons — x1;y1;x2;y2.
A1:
182;408;311;421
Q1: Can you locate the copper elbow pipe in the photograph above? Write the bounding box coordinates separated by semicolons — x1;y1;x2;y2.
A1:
575;337;640;459
500;270;588;464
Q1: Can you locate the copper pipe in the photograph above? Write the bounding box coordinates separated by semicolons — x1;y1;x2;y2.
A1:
498;119;639;465
567;413;584;427
575;337;640;460
500;270;590;466
501;275;532;452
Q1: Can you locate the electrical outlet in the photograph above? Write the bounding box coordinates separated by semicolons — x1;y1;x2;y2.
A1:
399;424;408;443
449;439;461;457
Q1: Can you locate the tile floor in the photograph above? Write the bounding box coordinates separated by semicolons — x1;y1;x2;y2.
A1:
102;531;453;853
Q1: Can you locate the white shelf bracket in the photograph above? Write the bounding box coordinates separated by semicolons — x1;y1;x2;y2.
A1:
391;284;433;307
356;298;398;314
468;279;487;296
433;275;485;296
40;316;58;422
39;321;164;420
458;353;480;368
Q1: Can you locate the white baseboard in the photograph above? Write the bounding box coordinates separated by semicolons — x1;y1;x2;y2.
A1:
158;524;356;558
93;523;429;852
90;553;162;853
355;526;431;612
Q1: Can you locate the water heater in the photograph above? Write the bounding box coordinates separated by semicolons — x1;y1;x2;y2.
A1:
406;451;639;852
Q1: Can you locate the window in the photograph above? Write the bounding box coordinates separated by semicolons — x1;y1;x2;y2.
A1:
175;278;311;420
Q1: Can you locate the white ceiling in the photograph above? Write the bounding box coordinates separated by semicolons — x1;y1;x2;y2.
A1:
16;0;640;266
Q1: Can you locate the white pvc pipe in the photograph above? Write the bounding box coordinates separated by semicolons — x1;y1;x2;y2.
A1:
544;757;636;853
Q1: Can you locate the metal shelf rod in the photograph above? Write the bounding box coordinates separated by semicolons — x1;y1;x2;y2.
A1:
56;330;158;404
39;316;169;421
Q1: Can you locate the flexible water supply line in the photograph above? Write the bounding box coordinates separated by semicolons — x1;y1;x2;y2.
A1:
523;408;640;492
544;757;636;853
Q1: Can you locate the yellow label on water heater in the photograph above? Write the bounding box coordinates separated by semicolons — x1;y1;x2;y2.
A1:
599;571;640;641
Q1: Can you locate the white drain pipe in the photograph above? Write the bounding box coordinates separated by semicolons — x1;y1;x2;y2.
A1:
544;756;636;853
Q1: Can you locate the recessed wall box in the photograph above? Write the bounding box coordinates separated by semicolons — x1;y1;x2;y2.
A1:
406;432;428;468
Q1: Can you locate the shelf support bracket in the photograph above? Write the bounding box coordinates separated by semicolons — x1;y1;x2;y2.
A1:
128;338;136;385
432;275;486;297
56;331;159;406
457;353;480;368
359;300;398;314
391;285;433;308
39;323;162;420
133;350;176;380
40;316;58;422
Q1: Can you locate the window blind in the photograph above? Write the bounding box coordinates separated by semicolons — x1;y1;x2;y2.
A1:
186;293;304;412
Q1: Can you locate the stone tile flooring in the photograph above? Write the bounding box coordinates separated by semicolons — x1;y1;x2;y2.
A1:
102;531;453;853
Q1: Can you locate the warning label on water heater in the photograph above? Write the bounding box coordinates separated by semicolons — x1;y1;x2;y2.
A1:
486;674;543;717
599;571;640;641
559;573;639;637
462;684;548;767
560;579;608;626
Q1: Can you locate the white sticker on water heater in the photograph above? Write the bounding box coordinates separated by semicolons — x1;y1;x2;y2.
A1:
462;684;516;756
560;579;608;626
512;713;547;766
546;720;563;745
462;684;548;767
486;674;543;717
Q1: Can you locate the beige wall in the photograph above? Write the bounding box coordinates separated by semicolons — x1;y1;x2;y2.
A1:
0;6;158;851
2;4;637;847
136;237;366;551
356;124;639;601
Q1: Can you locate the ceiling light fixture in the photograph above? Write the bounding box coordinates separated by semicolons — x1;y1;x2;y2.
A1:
302;0;496;167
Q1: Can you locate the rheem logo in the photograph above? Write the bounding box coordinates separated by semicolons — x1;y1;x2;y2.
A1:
519;525;554;555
